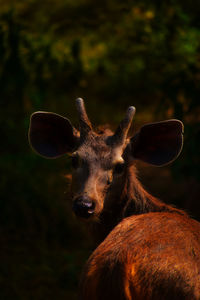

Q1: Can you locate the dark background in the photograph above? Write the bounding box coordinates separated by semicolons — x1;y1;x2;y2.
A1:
0;1;200;299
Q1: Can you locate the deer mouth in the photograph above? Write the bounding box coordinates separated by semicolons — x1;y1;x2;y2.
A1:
72;196;96;219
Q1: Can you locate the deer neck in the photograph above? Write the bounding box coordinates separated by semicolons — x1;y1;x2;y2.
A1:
88;165;184;244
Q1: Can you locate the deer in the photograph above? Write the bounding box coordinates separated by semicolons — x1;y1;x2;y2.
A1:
29;98;200;300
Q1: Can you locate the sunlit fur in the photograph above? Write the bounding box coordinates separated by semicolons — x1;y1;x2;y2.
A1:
81;213;200;300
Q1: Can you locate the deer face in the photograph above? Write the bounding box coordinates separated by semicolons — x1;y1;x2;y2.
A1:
28;98;183;220
70;131;129;219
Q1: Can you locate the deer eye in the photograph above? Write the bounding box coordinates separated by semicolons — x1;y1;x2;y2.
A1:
113;162;125;174
71;154;80;169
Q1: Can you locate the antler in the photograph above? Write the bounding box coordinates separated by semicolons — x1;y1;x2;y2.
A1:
76;98;135;144
112;106;136;144
76;98;93;140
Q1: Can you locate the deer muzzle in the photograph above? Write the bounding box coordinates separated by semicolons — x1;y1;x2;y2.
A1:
72;195;96;219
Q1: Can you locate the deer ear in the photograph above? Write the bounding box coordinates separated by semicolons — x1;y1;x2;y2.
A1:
130;120;183;166
29;112;79;158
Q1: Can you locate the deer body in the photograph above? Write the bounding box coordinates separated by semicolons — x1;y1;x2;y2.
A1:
29;98;200;300
81;212;200;300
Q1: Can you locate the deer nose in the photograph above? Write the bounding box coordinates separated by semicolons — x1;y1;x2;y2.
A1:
72;195;95;219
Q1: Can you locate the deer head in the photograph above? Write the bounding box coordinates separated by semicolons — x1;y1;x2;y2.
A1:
29;98;183;222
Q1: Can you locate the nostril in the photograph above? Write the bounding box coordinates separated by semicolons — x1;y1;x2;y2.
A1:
82;201;93;209
72;196;95;218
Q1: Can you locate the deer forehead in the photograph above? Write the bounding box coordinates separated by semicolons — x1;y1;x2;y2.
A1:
76;134;125;168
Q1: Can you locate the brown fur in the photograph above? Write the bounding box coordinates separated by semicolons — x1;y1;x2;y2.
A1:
81;212;200;300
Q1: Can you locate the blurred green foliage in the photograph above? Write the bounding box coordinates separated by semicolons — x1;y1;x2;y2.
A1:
0;0;200;298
